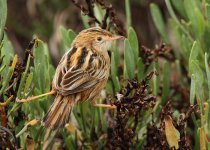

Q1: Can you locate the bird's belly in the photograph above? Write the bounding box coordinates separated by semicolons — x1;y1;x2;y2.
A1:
77;79;108;102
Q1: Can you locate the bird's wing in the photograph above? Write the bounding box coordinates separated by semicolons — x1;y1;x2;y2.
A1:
53;47;108;95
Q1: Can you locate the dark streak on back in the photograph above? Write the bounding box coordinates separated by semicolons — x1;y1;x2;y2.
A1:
87;53;97;69
77;47;88;69
67;47;77;69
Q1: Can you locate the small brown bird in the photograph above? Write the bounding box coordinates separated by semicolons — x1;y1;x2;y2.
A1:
42;27;124;129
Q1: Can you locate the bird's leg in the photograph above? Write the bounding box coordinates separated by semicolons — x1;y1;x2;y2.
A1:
93;103;116;109
92;99;116;109
16;89;56;103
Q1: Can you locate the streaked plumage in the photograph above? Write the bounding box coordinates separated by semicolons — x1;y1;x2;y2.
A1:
42;27;123;129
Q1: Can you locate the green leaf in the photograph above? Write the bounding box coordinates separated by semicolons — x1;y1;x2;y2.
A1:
175;60;181;81
169;18;193;61
125;0;132;28
190;74;196;104
111;52;118;78
202;26;210;52
184;0;205;36
168;19;182;58
112;76;121;92
184;0;197;20
60;26;76;54
33;40;46;91
113;48;120;67
0;0;7;40
80;12;89;29
0;65;5;74
1;35;14;72
23;72;33;95
161;62;170;105
0;67;13;96
124;39;135;79
152;62;160;96
150;3;169;43
205;53;210;99
189;41;203;74
33;39;53;95
93;4;105;22
171;0;187;19
128;27;139;61
190;60;204;106
181;34;192;60
206;4;210;23
165;0;193;41
137;57;144;81
165;0;181;26
189;41;199;65
106;80;114;95
17;55;31;98
194;8;205;36
111;52;121;92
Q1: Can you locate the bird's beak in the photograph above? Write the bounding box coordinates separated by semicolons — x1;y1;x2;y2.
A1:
109;35;125;41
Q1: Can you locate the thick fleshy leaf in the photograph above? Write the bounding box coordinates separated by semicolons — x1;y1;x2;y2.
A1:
106;80;113;95
165;0;192;42
189;41;201;73
125;0;131;28
137;57;144;81
184;0;205;36
189;60;204;105
205;53;210;99
128;27;139;61
190;74;196;104
150;3;169;42
17;55;31;98
171;0;187;18
60;26;76;54
0;0;7;40
1;35;14;73
151;62;160;96
162;62;170;105
23;72;33;95
206;4;210;23
113;76;121;92
0;67;13;96
111;52;118;78
111;52;120;91
124;39;135;79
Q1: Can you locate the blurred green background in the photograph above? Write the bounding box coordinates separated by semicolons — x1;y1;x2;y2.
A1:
6;0;164;65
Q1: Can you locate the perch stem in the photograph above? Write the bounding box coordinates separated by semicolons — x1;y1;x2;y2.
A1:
16;89;56;103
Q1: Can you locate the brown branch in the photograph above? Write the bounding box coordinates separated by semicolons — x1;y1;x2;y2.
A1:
141;43;176;68
107;71;156;149
71;0;126;36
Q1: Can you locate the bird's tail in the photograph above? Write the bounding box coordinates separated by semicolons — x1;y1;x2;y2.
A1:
42;94;75;129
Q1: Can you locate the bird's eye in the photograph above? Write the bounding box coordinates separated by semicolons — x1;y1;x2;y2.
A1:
97;37;102;41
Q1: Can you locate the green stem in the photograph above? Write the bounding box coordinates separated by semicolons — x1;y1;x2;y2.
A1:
165;0;193;41
125;0;131;28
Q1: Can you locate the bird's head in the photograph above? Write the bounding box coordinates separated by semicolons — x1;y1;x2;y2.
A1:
72;27;124;51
